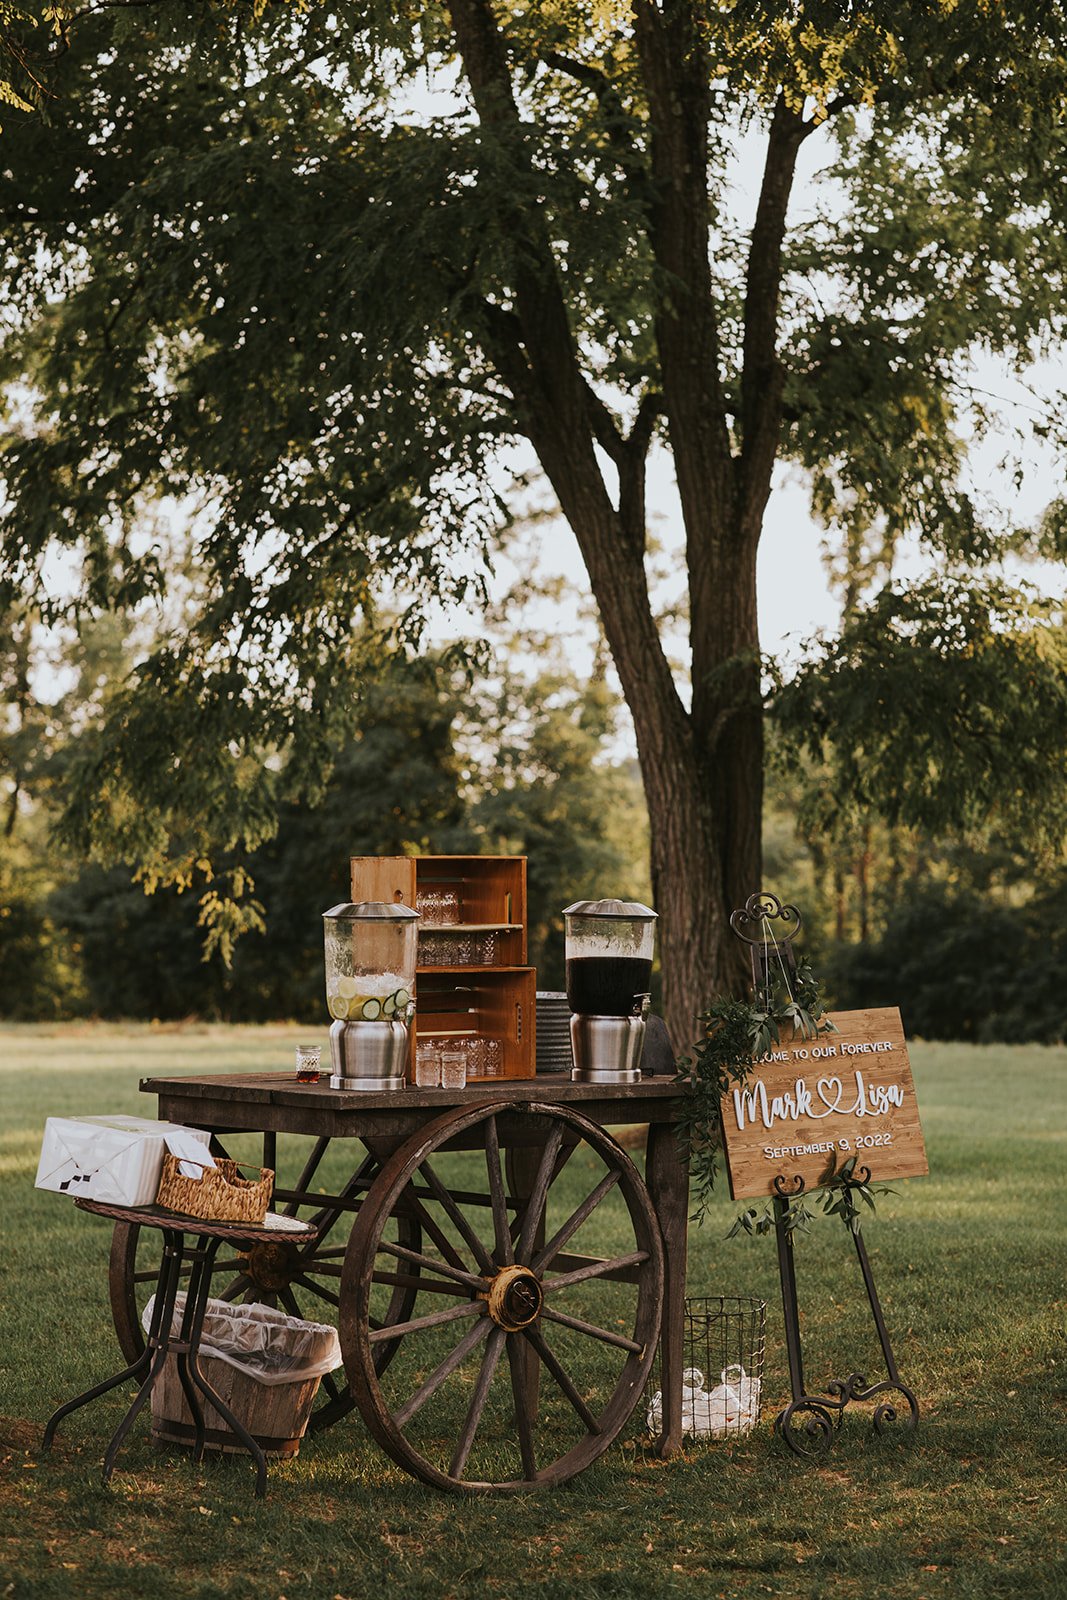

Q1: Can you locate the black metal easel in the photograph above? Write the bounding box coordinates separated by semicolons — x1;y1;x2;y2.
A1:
730;891;920;1460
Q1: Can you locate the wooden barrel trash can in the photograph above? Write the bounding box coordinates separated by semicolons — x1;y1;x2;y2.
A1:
143;1293;342;1459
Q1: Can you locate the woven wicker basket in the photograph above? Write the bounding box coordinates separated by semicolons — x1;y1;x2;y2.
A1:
156;1154;273;1224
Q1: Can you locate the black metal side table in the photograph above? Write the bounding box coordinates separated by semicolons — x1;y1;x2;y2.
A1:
43;1200;307;1497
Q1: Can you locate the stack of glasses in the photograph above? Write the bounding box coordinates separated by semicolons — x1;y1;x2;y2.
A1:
414;1037;503;1088
418;930;497;966
414;888;460;924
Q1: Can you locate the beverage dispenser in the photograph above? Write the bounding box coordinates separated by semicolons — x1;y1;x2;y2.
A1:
323;902;419;1090
563;898;657;1083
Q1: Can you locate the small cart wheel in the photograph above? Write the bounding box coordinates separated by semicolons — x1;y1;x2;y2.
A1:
108;1138;419;1429
340;1101;664;1492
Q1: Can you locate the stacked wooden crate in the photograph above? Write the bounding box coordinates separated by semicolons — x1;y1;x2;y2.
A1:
349;856;536;1084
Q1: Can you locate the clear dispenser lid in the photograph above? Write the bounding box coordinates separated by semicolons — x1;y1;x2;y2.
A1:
323;902;420;923
562;899;657;921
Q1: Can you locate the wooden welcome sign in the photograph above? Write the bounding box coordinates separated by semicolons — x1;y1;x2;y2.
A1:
720;1007;928;1200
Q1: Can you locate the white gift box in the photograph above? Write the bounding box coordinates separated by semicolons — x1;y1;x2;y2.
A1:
35;1115;212;1207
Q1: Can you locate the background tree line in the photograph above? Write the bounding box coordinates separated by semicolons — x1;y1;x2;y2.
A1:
0;565;654;1022
3;554;1064;1042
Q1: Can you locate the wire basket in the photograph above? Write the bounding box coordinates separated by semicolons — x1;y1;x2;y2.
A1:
637;1295;766;1446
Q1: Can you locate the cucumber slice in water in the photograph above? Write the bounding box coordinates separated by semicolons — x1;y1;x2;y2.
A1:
361;998;382;1020
382;993;396;1016
393;987;410;1010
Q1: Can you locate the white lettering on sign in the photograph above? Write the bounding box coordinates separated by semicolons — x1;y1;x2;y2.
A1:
761;1131;896;1162
760;1039;895;1065
732;1070;905;1133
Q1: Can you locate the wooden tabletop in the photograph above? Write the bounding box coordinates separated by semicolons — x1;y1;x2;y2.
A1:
140;1071;682;1139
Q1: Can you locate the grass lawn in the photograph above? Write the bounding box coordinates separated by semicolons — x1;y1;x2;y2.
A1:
1;1022;1065;1600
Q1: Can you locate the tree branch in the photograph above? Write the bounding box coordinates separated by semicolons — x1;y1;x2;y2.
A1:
447;0;692;777
628;390;662;459
475;297;538;428
574;380;632;469
539;50;646;193
446;0;621;523
630;1;734;527
612;391;661;553
738;93;808;538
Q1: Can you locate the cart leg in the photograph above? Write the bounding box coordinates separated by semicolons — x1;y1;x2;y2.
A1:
646;1124;688;1458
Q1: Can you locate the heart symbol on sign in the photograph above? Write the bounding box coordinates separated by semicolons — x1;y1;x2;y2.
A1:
817;1076;844;1112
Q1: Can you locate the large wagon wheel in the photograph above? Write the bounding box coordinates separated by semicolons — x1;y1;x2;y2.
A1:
109;1138;418;1430
340;1101;664;1492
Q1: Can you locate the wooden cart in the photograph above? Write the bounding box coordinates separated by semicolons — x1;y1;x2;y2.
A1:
112;1073;689;1493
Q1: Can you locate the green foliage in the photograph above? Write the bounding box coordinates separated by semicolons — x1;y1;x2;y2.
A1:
675;958;834;1226
727;1154;888;1240
1;3;510;918
0;832;85;1018
818;1154;886;1235
773;576;1067;851
4;594;644;1018
827;876;1067;1044
42;649;476;1019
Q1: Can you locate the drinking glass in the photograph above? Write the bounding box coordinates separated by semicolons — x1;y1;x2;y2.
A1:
440;1048;467;1090
414;1041;441;1088
416;889;442;924
295;1044;321;1083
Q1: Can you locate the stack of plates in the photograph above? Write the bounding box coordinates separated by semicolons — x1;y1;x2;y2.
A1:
535;992;574;1075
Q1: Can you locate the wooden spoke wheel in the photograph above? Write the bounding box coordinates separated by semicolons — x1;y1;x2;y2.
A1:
340;1101;664;1493
108;1138;419;1431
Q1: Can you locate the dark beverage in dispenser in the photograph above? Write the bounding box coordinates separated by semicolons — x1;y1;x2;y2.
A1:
565;955;652;1016
563;897;658;1084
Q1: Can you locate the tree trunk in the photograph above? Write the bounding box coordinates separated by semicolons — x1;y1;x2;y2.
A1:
857;821;872;943
577;509;762;1055
447;0;780;1051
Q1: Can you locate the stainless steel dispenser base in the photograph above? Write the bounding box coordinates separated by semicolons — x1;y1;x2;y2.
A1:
569;1014;646;1084
328;1019;409;1092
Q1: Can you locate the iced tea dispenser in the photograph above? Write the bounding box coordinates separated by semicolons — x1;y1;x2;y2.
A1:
563;898;657;1083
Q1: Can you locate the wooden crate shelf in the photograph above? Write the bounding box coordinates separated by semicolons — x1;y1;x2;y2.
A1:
349;855;527;967
413;967;535;1083
349;855;535;1083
